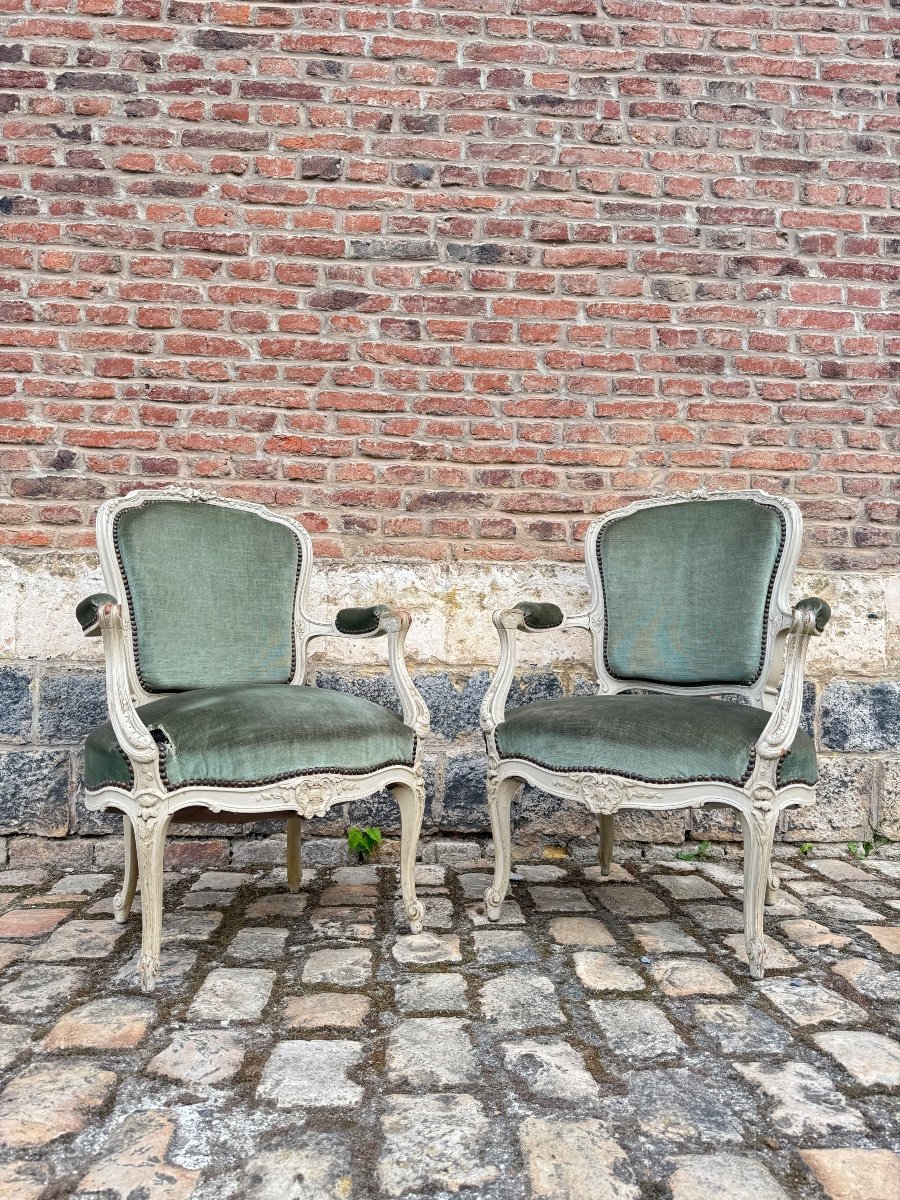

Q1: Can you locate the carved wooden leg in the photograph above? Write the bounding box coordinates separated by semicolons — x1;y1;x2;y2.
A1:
134;812;170;993
286;816;302;894
485;775;519;921
598;813;615;877
738;805;778;981
391;780;425;934
765;865;780;907
113;814;139;924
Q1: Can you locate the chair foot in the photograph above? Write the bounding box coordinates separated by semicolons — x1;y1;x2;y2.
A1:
484;886;504;922
286;816;302;894
139;951;159;993
113;816;139;925
406;898;425;935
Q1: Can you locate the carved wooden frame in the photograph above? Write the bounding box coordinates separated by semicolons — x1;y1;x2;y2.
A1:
84;486;430;991
480;488;822;979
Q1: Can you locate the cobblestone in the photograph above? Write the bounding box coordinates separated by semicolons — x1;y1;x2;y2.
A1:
0;850;896;1196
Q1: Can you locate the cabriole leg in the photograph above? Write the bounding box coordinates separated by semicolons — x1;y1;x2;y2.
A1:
598;814;615;877
113;814;139;924
134;811;170;993
391;780;425;934
737;805;779;981
286;816;302;894
765;865;780;907
485;775;520;921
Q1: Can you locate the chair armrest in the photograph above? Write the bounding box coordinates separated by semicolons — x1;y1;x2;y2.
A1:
335;604;389;636
756;598;830;763
76;592;118;637
511;601;564;631
90;601;160;785
794;596;831;633
479;602;570;745
310;604;430;739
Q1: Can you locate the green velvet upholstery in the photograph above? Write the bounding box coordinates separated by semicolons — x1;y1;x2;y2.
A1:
115;501;300;692
335;605;385;635
796;596;831;633
599;499;784;686
84;683;416;791
76;592;117;636
514;601;564;631
496;694;816;787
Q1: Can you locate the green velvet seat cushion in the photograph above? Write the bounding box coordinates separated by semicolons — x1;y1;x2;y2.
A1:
115;500;300;693
84;683;416;791
496;694;816;787
599;499;784;686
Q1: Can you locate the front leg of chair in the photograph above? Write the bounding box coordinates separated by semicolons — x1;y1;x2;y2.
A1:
113;816;139;924
134;809;171;993
485;774;519;920
286;817;302;894
737;805;779;980
598;814;615;877
391;780;426;934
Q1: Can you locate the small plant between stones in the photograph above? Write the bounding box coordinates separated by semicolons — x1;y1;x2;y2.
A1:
847;836;887;859
347;825;382;862
676;839;715;862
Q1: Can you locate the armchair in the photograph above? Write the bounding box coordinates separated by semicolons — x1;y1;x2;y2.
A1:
480;489;830;979
78;487;429;991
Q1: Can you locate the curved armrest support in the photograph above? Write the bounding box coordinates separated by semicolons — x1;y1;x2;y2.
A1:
479;603;569;745
93;602;159;783
309;605;430;739
76;592;118;637
756;600;829;762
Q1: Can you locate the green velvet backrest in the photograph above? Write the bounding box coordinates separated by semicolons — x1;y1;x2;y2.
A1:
114;500;300;692
598;498;785;687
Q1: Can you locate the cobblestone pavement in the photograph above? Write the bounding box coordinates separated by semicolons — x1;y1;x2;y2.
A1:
0;848;898;1200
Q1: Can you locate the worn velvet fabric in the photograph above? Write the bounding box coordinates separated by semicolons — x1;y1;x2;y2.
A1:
496;694;816;786
84;683;415;791
335;605;383;635
115;501;300;692
599;499;784;686
514;601;564;630
76;592;117;636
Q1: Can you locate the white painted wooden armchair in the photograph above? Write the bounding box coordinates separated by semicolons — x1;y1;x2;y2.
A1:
480;490;831;979
77;487;429;991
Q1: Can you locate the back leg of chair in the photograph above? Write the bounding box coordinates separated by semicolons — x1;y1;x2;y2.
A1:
598;814;615;877
737;805;778;980
484;774;521;921
765;865;780;907
286;816;302;894
113;815;139;924
391;779;426;934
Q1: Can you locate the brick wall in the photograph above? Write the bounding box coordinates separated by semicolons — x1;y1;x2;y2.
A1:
0;0;898;867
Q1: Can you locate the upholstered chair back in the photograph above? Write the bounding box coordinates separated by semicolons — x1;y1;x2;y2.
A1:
596;497;785;687
113;499;301;692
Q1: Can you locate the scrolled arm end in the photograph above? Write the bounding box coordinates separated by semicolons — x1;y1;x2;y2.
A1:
508;600;565;631
794;596;831;633
76;592;118;637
